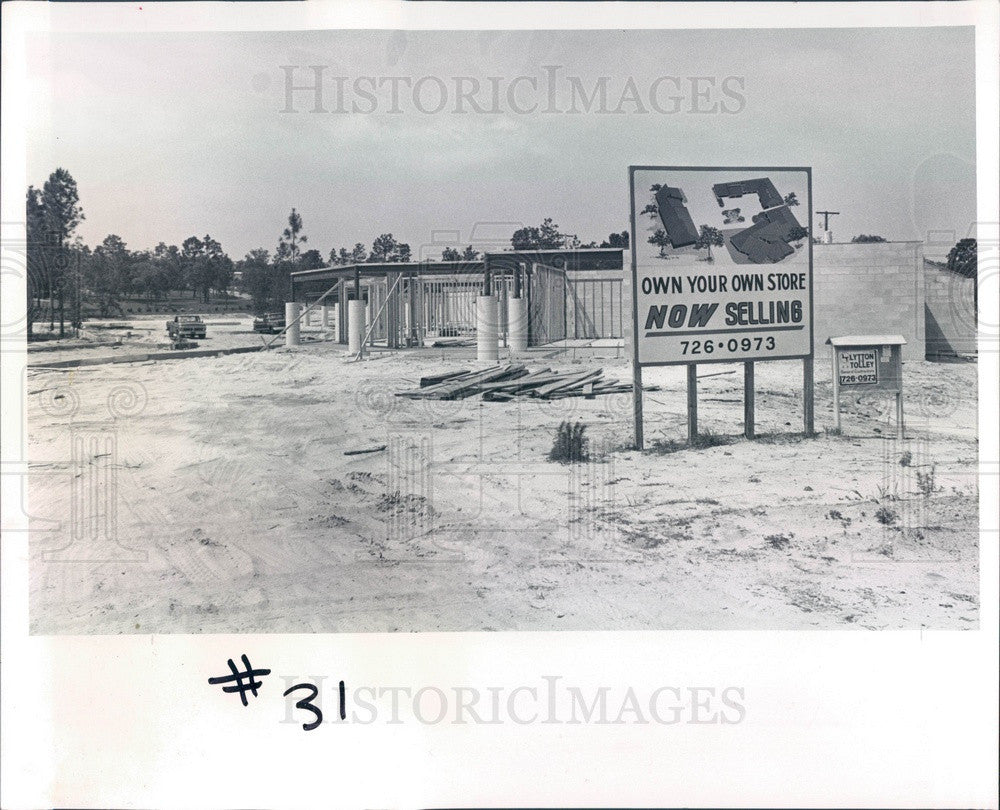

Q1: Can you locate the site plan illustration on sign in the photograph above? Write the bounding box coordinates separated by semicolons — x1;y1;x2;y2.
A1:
630;166;813;366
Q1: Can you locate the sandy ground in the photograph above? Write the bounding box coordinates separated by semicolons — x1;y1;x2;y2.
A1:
27;315;295;366
26;341;979;633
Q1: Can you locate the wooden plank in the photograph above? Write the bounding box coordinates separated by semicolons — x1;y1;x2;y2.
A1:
445;366;527;398
534;369;602;398
744;361;755;439
419;369;471;388
474;368;556;392
405;364;506;397
344;445;387;456
408;364;527;399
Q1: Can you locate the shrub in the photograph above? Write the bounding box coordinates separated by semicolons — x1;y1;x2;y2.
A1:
549;421;589;464
899;451;912;467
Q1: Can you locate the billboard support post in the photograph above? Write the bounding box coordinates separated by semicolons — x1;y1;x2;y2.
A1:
831;348;842;433
803;356;815;435
686;364;698;443
629;175;645;452
744;361;755;439
632;363;644;451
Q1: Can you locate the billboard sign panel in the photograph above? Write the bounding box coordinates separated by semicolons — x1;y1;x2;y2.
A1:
629;166;813;366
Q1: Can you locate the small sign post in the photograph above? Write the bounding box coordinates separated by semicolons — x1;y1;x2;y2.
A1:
827;335;906;438
629;165;814;449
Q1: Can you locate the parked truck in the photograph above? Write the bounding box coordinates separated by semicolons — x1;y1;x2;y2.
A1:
252;312;286;334
166;314;207;339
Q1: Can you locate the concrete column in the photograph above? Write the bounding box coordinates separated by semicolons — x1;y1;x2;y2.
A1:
284;302;300;347
508;295;528;353
321;305;331;328
477;295;499;364
823;230;834;244
348;299;365;355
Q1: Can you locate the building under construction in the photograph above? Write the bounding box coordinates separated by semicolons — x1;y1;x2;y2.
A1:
289;240;970;361
289;248;625;351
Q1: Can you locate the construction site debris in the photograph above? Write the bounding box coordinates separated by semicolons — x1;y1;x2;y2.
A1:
343;445;388;456
397;364;658;401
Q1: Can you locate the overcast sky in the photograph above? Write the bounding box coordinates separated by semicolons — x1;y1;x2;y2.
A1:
26;27;975;260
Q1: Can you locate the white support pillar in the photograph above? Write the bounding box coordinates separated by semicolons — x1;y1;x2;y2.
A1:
348;299;365;355
321;305;331;329
477;295;499;364
508;296;528;353
823;230;834;244
284;302;300;347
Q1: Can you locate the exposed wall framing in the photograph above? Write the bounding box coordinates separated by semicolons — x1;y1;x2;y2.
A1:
289;249;625;349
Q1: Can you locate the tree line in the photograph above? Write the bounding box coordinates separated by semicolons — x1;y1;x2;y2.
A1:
27;169;236;335
24;166;629;335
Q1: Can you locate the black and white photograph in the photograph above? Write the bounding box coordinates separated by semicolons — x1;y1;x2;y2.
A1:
19;25;983;634
1;1;997;808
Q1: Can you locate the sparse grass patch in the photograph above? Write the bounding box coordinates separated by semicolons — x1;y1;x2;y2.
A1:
765;533;792;550
876;483;898;502
754;432;806;445
549;421;589;464
690;429;733;449
899;450;912;467
649;430;733;454
916;464;937;497
827;509;852;527
823;426;842;437
873;539;894;556
648;438;685;455
875;506;898;525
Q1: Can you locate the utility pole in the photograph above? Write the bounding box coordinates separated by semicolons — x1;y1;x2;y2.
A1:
816;211;840;231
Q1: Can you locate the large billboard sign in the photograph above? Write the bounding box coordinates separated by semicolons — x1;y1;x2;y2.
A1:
629;166;813;366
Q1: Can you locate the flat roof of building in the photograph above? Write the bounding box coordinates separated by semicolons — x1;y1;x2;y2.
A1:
290;248;624;282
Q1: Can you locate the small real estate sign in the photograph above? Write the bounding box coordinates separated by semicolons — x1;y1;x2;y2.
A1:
629;166;813;366
837;348;878;385
828;337;904;394
827;336;905;435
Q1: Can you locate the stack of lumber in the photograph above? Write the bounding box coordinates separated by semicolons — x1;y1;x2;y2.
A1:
398;364;655;401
